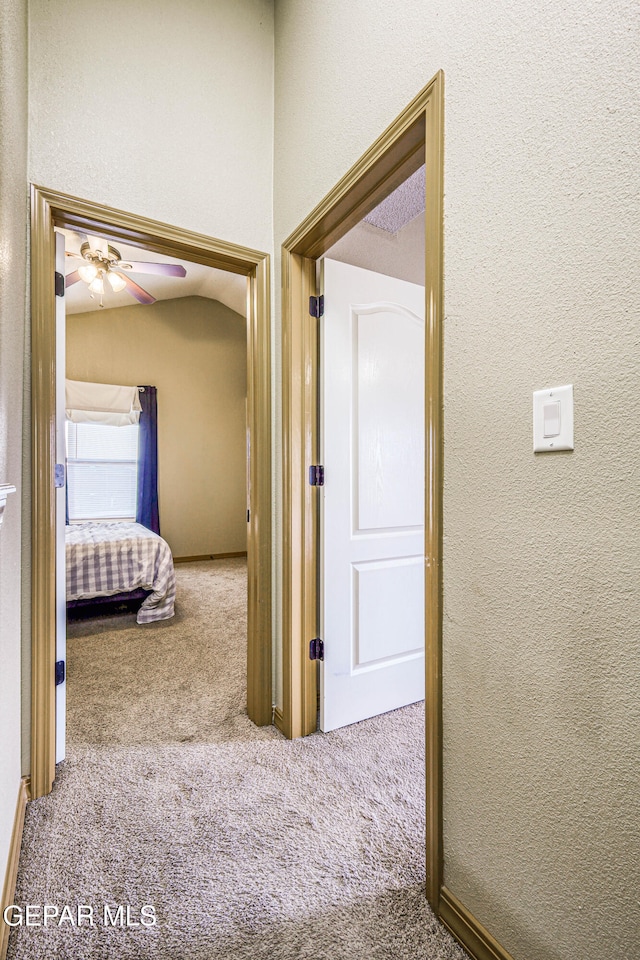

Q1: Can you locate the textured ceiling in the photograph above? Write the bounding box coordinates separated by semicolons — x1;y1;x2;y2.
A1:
363;165;425;233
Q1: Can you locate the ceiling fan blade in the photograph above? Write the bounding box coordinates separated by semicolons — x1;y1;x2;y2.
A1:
118;273;156;305
65;251;83;260
121;260;187;278
65;270;83;288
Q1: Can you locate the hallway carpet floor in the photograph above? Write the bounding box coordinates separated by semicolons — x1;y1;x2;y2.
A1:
9;559;468;960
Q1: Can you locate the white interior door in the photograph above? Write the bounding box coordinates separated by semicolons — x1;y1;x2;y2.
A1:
320;258;425;732
55;230;66;763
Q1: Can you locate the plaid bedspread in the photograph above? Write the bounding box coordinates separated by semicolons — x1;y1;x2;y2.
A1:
66;522;176;623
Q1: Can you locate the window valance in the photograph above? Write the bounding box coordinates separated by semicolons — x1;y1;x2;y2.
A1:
65;379;142;426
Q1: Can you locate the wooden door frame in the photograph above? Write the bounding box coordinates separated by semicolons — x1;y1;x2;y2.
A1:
280;71;444;908
30;186;272;800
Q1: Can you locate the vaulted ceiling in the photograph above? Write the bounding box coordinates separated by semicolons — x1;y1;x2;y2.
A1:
61;228;248;318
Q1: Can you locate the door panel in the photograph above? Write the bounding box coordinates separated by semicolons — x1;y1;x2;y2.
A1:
321;258;425;732
354;557;424;665
354;304;425;532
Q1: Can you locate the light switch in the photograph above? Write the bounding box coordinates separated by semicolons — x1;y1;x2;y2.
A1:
543;401;561;437
533;385;573;452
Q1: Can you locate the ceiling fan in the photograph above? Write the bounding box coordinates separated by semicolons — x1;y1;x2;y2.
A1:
65;234;187;307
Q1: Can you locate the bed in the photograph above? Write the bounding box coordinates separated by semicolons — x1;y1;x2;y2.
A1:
66;521;176;623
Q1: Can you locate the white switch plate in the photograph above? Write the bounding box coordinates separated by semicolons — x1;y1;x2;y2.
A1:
533;384;573;452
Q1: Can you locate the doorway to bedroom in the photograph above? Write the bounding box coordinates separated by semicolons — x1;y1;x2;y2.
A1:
61;228;253;756
30;187;272;799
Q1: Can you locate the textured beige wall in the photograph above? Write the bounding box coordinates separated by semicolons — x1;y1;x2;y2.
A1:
22;0;275;772
66;296;247;558
28;0;275;253
274;2;640;959
0;0;27;895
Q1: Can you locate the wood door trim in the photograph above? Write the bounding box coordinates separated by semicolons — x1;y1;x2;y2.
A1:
440;887;516;960
280;71;444;906
30;187;272;798
0;777;30;960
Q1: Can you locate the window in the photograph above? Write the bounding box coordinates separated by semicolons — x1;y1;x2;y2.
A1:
66;421;139;522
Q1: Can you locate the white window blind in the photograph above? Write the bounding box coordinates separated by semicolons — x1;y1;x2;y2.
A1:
66;421;139;521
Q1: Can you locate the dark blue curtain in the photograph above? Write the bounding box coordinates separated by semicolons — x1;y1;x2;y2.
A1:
136;386;160;534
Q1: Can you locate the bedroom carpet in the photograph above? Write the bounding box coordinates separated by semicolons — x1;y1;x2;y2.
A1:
9;559;468;960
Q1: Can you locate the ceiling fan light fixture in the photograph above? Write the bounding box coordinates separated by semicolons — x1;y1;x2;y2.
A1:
78;262;98;283
107;271;127;293
88;273;105;296
67;233;186;306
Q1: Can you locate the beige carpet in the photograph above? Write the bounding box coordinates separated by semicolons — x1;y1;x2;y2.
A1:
9;560;468;959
